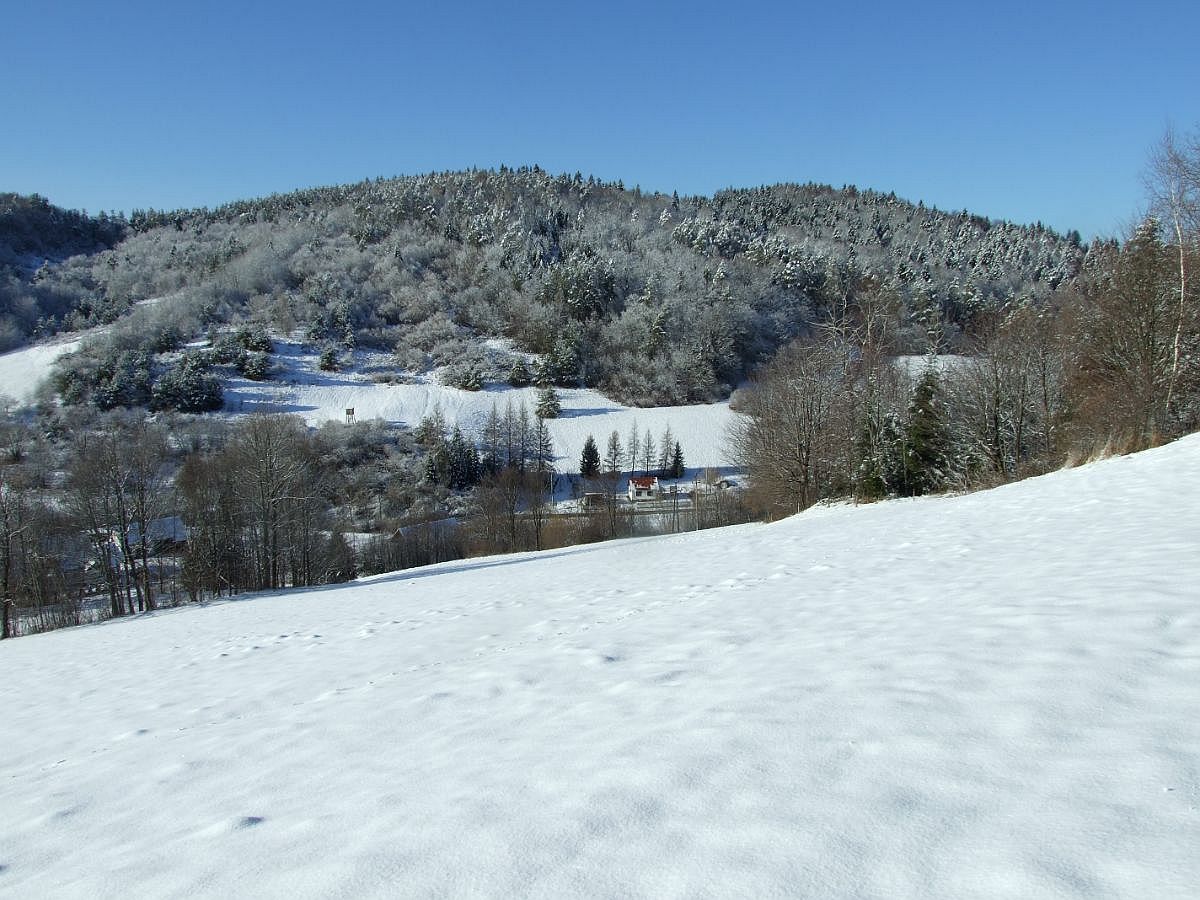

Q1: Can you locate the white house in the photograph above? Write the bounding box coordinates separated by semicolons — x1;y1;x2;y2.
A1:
627;476;660;502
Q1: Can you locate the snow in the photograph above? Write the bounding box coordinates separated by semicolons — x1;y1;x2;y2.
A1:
0;338;80;405
0;331;736;471
3;436;1199;897
225;342;740;473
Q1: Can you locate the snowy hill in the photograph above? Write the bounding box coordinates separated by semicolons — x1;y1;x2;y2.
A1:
2;437;1199;897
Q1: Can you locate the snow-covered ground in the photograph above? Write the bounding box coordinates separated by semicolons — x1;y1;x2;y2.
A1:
3;436;1199;898
0;338;80;405
0;334;738;470
226;342;739;472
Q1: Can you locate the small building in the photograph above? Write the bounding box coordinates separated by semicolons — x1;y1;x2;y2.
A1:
120;517;189;556
627;476;660;502
581;492;609;508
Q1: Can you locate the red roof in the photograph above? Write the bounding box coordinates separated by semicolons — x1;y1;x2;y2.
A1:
629;477;657;488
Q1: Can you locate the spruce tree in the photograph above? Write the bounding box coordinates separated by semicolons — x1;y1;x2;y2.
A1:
902;369;951;496
669;441;685;478
855;410;904;501
508;358;532;387
535;386;561;419
579;435;601;479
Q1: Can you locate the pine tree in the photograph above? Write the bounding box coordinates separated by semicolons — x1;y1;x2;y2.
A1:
902;369;951;496
508;357;532;387
150;353;222;412
241;351;272;381
579;435;600;479
414;405;447;447
535;386;561;419
669;441;685;479
447;427;479;489
532;356;554;388
854;410;904;501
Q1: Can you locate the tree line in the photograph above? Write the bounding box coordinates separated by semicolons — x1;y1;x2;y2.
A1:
732;128;1199;515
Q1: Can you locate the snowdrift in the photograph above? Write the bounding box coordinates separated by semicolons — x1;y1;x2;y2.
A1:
2;436;1198;897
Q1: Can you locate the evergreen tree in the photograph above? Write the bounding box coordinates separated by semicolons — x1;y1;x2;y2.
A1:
150;353;222;413
323;531;358;583
535;386;561;419
902;369;951;496
854;410;905;501
240;351;272;381
532;356;554;388
447;427;480;489
579;435;601;478
414;405;447;446
669;441;685;479
513;402;532;471
508;357;532;387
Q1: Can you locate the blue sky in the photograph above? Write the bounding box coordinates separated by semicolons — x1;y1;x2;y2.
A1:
4;0;1197;239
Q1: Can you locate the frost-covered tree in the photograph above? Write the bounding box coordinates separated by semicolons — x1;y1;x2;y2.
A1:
508;357;532;387
901;368;953;495
604;430;623;476
151;353;223;412
535;386;561;419
640;429;656;477
625;423;641;473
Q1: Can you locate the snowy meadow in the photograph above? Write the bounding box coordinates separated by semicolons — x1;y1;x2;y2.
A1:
2;435;1198;897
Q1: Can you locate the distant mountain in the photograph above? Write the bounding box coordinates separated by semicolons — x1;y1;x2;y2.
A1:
2;170;1087;404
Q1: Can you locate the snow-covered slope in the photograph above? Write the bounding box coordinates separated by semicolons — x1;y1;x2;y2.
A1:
0;338;79;405
3;438;1199;898
226;342;739;472
0;333;736;469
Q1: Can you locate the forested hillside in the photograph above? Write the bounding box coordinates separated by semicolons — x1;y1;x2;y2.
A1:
5;135;1196;641
0;193;126;351
2;169;1085;404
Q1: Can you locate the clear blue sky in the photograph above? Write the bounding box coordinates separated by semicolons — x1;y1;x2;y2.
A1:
4;0;1197;240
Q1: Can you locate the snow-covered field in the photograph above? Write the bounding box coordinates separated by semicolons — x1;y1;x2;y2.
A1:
226;342;739;472
0;338;79;405
3;436;1198;898
0;335;738;471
